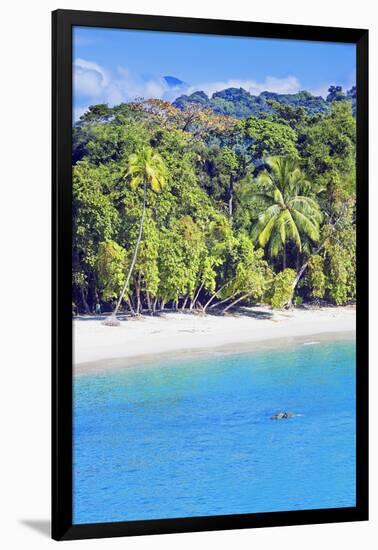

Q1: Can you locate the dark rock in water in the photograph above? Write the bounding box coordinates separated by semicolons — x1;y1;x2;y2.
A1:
270;411;294;420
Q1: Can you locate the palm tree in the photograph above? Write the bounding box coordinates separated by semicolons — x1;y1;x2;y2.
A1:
103;146;167;326
251;157;322;268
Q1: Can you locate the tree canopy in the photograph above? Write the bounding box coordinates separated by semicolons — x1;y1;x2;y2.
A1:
72;87;356;314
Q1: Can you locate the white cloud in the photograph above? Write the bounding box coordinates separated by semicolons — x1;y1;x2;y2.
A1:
73;59;109;98
73;62;305;120
308;79;356;99
73;59;343;121
73;58;179;110
307;84;331;99
73;105;89;122
188;76;302;97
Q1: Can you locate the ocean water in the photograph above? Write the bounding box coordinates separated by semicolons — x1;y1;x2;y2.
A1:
73;338;356;524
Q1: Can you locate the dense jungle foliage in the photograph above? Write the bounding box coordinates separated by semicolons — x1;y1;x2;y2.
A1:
72;85;356;315
173;85;356;118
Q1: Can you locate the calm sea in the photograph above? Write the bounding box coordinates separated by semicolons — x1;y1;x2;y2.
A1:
73;338;356;524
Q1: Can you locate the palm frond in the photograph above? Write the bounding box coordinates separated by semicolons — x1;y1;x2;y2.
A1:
125;145;167;194
290;196;321;213
251;204;281;242
291;208;320;242
252;192;275;206
255;170;273;189
257;213;280;247
268;227;284;258
130;176;142;190
284;209;302;251
273;187;285;207
276;210;287;245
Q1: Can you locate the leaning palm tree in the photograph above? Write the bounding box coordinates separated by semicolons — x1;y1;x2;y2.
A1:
251;157;322;268
103;146;167;326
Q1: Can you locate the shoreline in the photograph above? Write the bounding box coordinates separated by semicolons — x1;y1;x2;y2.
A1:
75;330;355;376
73;305;356;376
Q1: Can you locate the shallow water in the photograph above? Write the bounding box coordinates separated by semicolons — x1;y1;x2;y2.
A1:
73;338;356;524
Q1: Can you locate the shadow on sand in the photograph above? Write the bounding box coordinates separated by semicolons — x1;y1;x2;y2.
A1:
74;306;275;322
206;307;274;320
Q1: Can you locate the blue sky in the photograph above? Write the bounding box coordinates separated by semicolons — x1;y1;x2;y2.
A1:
73;26;356;120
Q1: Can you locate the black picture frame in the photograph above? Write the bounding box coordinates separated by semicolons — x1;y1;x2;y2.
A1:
52;9;369;541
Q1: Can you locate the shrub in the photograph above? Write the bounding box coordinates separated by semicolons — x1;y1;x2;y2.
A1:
269;268;296;309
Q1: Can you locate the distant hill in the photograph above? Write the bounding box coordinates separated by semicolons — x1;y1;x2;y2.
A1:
164;75;187;88
173;86;355;118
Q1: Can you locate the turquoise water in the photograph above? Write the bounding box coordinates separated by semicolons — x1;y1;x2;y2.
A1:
73;338;356;524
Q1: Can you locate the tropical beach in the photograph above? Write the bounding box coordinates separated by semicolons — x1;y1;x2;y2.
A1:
72;27;357;525
74;305;355;370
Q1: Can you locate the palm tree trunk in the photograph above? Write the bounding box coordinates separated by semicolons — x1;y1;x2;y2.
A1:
209;292;238;310
190;282;204;310
146;291;152;314
181;295;189;310
222;293;249;314
136;275;141;315
292;261;309;292
203;282;230;313
80;288;90;314
286;260;309;307
229;174;234;218
282;246;286;270
285;212;345;308
126;297;136;316
112;180;147;317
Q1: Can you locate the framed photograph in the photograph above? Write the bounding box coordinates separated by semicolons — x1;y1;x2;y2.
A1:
52;9;368;541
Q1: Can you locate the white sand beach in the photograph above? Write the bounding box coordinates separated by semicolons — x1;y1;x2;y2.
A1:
74;306;356;373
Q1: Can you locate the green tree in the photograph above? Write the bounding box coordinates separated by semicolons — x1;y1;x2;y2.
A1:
104;146;167;325
220;147;239;217
326;85;346;103
72;94;356;315
307;255;326;299
266;100;308;129
72;161;120;312
268;268;297;309
300;101;356;207
244;118;299;163
96;240;127;302
220;234;271;313
203;232;271;314
156;217;205;310
322;208;356;304
133;216;160;314
251;157;322;269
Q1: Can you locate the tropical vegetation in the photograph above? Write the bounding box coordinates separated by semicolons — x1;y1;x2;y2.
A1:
72;85;356;316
